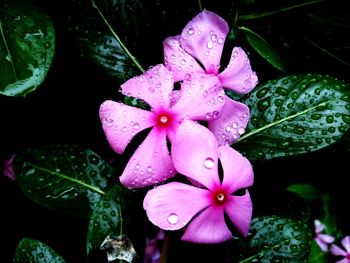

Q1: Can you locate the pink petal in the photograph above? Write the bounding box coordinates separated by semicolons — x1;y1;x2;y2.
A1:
143;182;210;231
121;64;174;108
163;35;205;82
331;244;347;256
119;127;175;188
3;154;16;181
225;191;253;237
219;146;254;194
171;120;220;189
319;233;335;244
314;219;325;233
315;239;329;252
335;259;350;263
219;47;258;94
171;74;225;121
180;10;229;74
341;236;350;252
99;100;154;154
207;97;250;146
181;206;232;243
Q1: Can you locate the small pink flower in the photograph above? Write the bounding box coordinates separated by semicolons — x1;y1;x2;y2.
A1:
3;155;16;181
143;120;254;243
313;219;335;252
99;64;225;188
163;10;258;146
144;229;166;263
331;236;350;263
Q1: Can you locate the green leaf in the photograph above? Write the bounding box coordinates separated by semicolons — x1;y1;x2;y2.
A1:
236;74;350;160
13;238;66;263
287;184;322;202
243;216;312;262
86;186;129;255
0;0;55;97
307;241;327;263
239;26;286;72
14;144;115;216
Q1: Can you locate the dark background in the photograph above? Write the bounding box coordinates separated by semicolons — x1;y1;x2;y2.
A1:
1;0;349;262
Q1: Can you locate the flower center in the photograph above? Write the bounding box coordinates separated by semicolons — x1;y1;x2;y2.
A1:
212;189;228;206
160;116;168;124
156;111;173;128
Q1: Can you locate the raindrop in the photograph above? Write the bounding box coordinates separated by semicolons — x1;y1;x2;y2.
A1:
187;26;194;35
133;122;140;129
205;112;212;119
237;127;245;135
167;213;179;224
104;118;114;127
217;37;224;44
146;166;153;173
203;157;215;169
207;40;213;49
217;95;224;103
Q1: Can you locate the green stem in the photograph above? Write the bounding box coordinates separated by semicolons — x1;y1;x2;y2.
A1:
305;37;350;67
0;20;18;80
197;0;203;11
238;0;324;21
27;162;105;195
237;99;332;143
91;0;145;73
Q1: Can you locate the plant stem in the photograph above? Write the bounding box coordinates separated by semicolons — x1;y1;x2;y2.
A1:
238;0;324;21
197;0;203;11
91;0;145;73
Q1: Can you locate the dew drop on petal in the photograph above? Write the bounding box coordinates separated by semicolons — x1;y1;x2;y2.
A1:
188;26;194;35
217;95;224;103
238;127;245;135
207;40;213;49
167;213;179;225
203;157;215;169
133;122;140;130
146;166;153;173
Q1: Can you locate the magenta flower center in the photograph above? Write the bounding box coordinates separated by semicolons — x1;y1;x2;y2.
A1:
154;110;175;128
212;188;228;206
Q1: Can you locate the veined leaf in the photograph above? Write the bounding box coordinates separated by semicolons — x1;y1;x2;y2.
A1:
242;216;312;263
0;0;55;96
13;238;66;263
236;74;350;160
86;186;130;255
239;26;286;72
14;144;115;216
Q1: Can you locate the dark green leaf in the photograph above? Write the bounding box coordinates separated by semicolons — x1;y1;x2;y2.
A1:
14;144;114;216
244;216;312;262
307;241;326;263
236;74;350;160
13;238;66;263
0;0;55;97
239;26;286;72
87;186;129;255
287;184;322;202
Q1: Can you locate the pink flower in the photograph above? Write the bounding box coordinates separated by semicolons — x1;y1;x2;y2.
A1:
99;64;225;188
163;10;258;146
313;219;335;252
3;155;16;181
331;236;350;263
143;120;254;243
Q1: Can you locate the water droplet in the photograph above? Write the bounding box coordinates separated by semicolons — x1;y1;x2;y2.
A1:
203;157;215;169
217;37;224;44
217;95;224;103
207;40;213;49
167;213;179;224
146;166;153;173
104;118;114;126
133;122;140;129
187;26;194;35
237;127;245;135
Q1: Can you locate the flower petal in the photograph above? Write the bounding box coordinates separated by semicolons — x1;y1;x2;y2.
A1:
119;127;175;188
341;236;350;252
99;100;154;154
143;182;210;231
171;74;225;121
172;120;219;189
319;233;335;244
180;10;229;74
181;206;232;243
314;219;325;233
219;47;258;94
219;146;254;194
225;191;253;237
207;97;250;146
121;64;174;108
315;239;329;252
335;259;349;263
331;244;347;256
163;35;205;82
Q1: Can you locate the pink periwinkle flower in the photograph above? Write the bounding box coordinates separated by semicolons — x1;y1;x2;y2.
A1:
143;120;254;243
99;64;225;189
3;154;16;181
163;10;258;146
331;236;350;263
313;219;335;252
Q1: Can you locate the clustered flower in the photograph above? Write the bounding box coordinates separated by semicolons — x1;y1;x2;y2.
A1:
99;10;258;244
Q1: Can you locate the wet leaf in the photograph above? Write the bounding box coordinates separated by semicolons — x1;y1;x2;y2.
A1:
239;26;286;72
87;186;130;255
13;238;66;263
245;216;312;262
236;74;350;160
100;235;138;263
0;0;55;96
287;184;321;202
14;144;114;216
